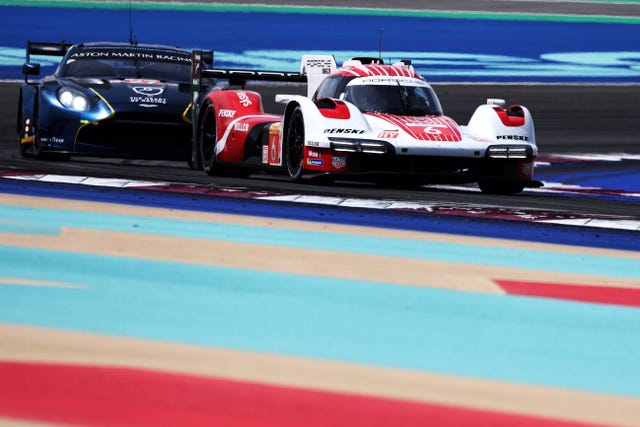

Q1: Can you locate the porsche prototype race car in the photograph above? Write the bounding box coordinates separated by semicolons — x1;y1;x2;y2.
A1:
18;41;198;163
190;52;541;194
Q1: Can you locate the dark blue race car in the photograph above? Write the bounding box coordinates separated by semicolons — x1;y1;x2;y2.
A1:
18;41;196;163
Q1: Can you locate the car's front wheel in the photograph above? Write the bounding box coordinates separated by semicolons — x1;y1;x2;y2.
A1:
285;106;305;180
18;134;32;158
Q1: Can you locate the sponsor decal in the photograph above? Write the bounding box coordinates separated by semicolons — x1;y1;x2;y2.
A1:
497;135;530;141
359;77;418;85
378;130;399;139
69;50;190;64
237;92;252;107
307;140;321;147
124;79;162;85
234;122;249;132
268;123;282;166
218;109;236;118
307;159;324;166
129;85;167;105
332;155;347;170
324;128;365;134
130;96;166;105
304;58;335;74
132;86;164;97
261;145;269;164
308;150;321;158
40;136;64;144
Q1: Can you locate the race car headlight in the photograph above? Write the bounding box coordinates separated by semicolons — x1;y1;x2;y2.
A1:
487;145;532;159
57;88;89;111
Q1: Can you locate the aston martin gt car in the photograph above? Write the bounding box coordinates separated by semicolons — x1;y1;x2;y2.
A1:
18;41;196;163
190;52;541;194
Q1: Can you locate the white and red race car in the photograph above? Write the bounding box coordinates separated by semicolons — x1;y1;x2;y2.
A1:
190;52;540;194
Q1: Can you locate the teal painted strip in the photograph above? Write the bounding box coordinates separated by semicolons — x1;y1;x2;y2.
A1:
0;220;60;235
3;0;640;24
1;203;638;279
1;244;639;396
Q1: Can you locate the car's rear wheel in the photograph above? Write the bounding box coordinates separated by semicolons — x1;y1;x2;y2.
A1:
198;102;218;176
285;106;304;180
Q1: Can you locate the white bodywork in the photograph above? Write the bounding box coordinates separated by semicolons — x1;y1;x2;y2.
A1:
277;90;537;160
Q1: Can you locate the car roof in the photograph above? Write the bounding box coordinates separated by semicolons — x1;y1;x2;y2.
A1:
334;63;420;79
71;42;189;54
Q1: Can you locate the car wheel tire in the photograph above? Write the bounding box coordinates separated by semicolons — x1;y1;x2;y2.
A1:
478;179;525;195
18;135;31;158
198;103;219;176
188;137;200;170
285;106;305;180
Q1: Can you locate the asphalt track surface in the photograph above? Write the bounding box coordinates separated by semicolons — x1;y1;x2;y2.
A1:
2;81;640;219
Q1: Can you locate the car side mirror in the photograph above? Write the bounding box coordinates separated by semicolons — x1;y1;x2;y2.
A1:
22;62;41;84
22;62;41;76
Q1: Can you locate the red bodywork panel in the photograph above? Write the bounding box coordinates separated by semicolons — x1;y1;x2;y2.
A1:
204;90;279;163
316;98;351;119
494;105;526;127
367;114;462;142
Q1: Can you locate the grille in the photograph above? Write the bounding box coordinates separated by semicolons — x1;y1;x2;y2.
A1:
77;112;191;158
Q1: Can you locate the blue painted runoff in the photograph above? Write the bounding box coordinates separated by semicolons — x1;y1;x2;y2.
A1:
1;179;639;252
1;5;640;82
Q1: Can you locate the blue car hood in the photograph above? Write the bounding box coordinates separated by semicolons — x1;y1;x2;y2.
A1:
68;77;191;113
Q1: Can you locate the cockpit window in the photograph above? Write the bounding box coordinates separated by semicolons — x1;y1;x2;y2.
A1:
313;75;355;101
60;47;192;81
343;84;443;116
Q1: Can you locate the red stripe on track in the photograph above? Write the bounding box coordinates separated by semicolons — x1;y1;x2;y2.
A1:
0;361;600;427
496;279;640;307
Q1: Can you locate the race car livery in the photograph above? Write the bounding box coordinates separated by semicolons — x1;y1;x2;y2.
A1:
190;52;540;194
18;41;198;163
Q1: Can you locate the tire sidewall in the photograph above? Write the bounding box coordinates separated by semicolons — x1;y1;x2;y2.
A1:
285;107;304;180
198;103;217;175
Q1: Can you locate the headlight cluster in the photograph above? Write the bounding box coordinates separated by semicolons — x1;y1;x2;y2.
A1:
57;88;90;111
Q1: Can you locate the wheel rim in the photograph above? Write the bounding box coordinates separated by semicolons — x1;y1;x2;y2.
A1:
199;105;217;173
287;111;304;177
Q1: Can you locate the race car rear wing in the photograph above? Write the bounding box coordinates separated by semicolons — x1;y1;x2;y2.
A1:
190;50;336;107
22;40;73;83
25;40;72;62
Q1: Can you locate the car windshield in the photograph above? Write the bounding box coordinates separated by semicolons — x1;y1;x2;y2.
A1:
343;83;443;116
60;47;191;81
